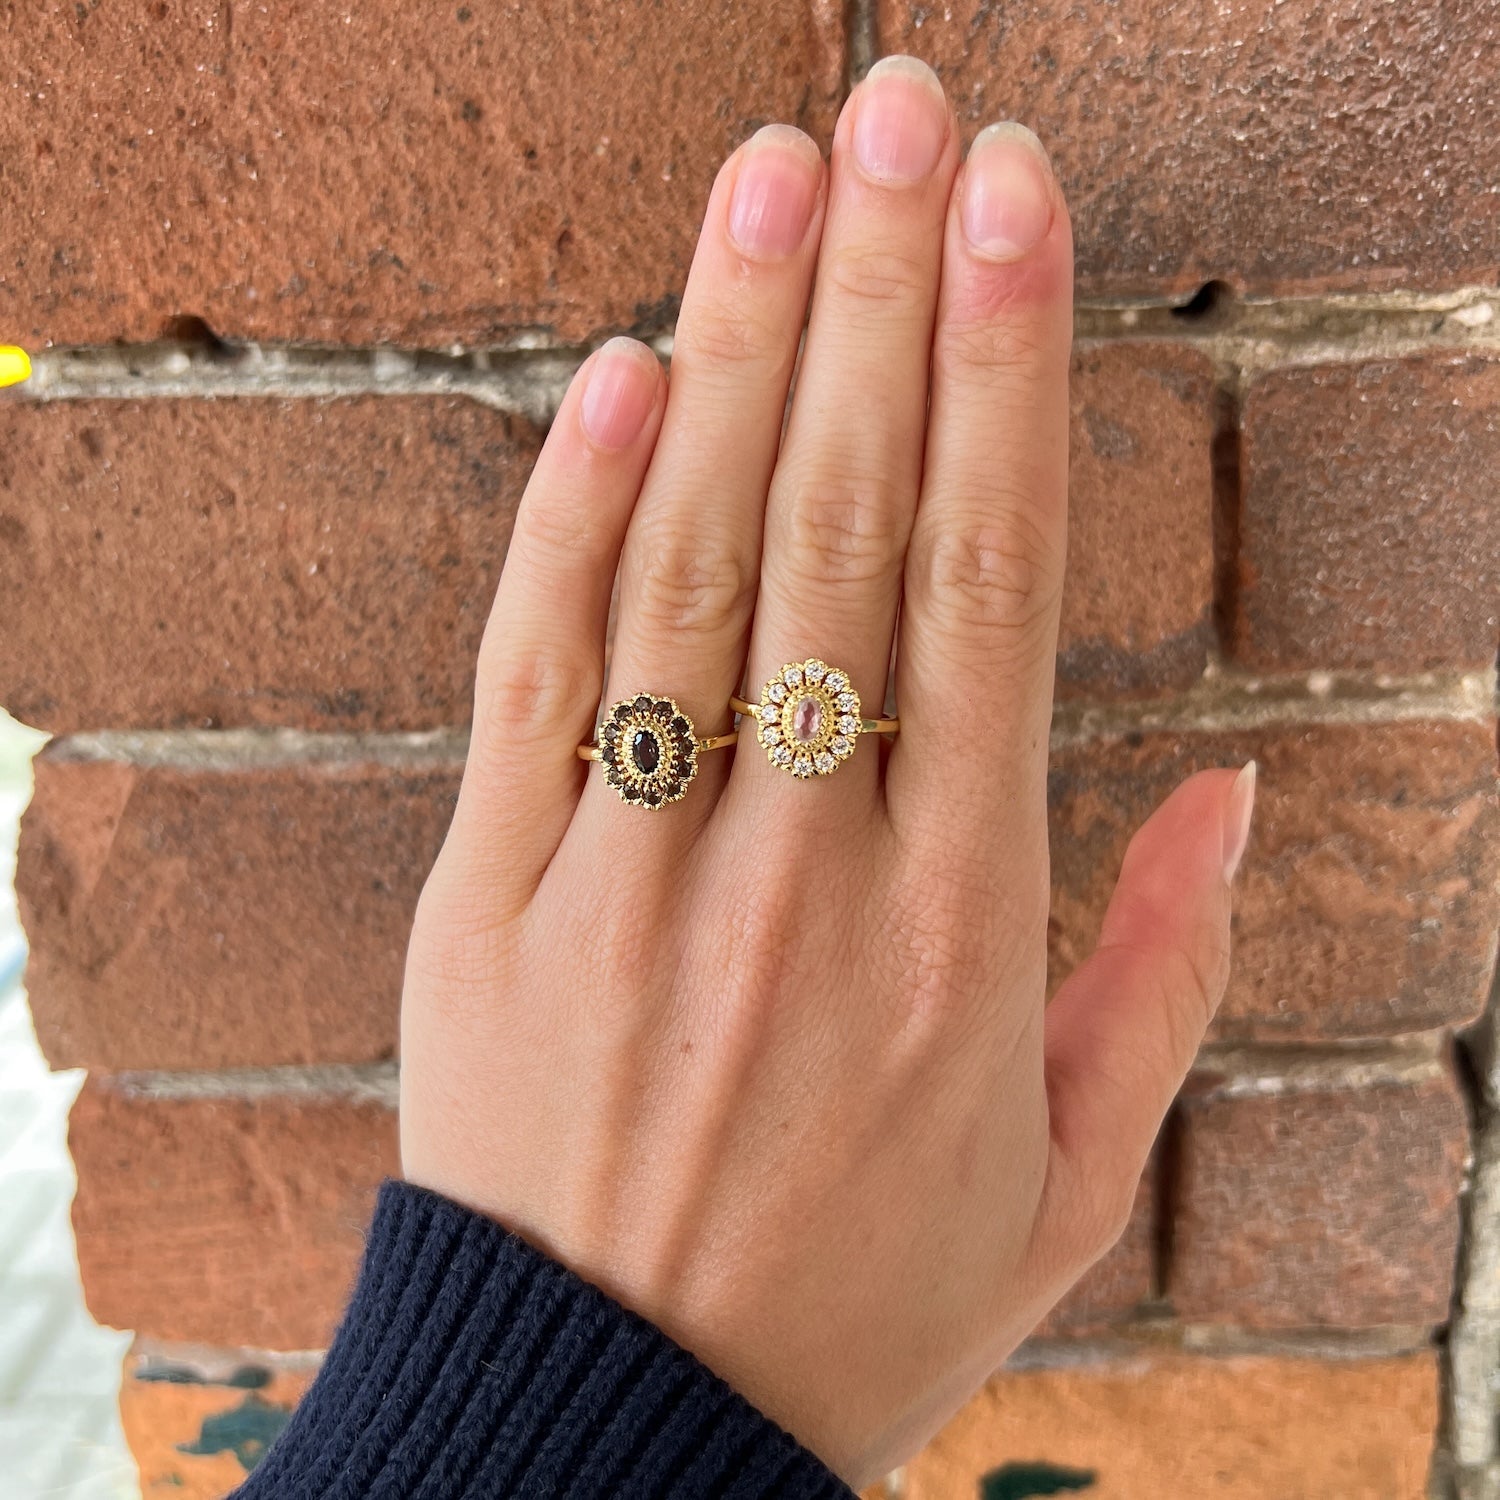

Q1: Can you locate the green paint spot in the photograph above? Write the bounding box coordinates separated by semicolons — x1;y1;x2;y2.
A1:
980;1462;1097;1500
138;1361;271;1390
177;1393;290;1472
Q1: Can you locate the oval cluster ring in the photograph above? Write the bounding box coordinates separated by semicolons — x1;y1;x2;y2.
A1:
731;659;899;779
578;694;737;808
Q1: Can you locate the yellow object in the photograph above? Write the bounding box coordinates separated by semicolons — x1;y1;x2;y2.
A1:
0;346;31;388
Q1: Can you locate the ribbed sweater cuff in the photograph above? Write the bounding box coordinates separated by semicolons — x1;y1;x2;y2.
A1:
233;1180;856;1499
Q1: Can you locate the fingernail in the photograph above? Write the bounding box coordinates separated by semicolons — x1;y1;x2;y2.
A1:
728;125;822;259
852;55;948;184
1222;761;1257;884
961;122;1055;262
579;338;658;450
0;345;31;389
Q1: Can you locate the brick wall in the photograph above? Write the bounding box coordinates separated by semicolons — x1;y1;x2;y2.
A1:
4;2;1497;1496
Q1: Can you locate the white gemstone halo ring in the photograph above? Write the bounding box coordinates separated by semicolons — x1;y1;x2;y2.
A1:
730;660;900;779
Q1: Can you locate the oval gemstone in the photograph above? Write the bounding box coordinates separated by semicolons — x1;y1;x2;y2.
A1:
631;730;661;775
791;695;823;744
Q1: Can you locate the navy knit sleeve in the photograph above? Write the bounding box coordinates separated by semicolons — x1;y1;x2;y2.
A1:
232;1180;856;1499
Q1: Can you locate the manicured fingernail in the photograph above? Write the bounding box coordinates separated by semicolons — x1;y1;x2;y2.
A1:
852;55;948;183
1222;761;1257;884
961;122;1055;262
728;125;822;259
579;338;658;450
0;346;31;389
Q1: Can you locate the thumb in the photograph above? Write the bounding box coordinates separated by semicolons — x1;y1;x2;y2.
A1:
1034;762;1256;1254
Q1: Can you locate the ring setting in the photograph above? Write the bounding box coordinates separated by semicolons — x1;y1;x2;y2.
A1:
732;659;899;779
578;694;735;808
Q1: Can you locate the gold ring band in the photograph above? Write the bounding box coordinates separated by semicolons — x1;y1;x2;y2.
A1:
734;659;898;779
579;693;736;808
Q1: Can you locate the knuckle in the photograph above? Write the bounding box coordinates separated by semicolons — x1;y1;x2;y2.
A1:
1073;1173;1140;1261
672;299;788;378
938;314;1050;389
907;507;1060;648
475;642;596;744
822;241;929;317
781;469;907;587
625;522;756;637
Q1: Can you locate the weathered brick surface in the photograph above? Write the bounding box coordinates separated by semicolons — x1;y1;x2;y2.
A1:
875;1352;1439;1499
1049;719;1500;1042
877;0;1500;299
121;1346;314;1498
70;1080;398;1349
24;717;1496;1071
2;1;845;348
19;750;461;1071
1169;1071;1467;1328
72;1087;1134;1351
1059;343;1215;698
0;397;538;733
1229;355;1500;674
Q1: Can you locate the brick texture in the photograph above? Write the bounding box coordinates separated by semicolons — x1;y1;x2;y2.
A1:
70;1080;398;1349
0;397;538;733
1168;1070;1468;1328
71;1085;1141;1351
19;750;461;1071
1059;343;1215;698
1229;354;1500;674
876;0;1500;299
24;716;1496;1072
2;0;845;349
1049;719;1500;1042
876;1352;1439;1500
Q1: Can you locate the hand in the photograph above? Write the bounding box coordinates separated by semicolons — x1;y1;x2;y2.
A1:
400;55;1254;1487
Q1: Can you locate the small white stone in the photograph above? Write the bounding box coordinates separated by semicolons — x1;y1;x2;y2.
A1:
838;715;859;735
831;735;852;756
836;692;857;711
814;751;835;774
784;665;803;688
762;725;782;744
826;671;848;691
804;660;826;683
768;683;787;704
793;753;813;777
760;703;780;723
772;745;793;765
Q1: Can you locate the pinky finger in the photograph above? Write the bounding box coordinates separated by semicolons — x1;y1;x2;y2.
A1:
439;337;666;913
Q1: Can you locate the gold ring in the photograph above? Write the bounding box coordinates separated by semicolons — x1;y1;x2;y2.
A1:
731;658;899;779
578;693;737;808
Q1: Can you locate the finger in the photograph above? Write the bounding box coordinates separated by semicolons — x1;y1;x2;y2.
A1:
438;339;665;911
741;56;958;791
1032;764;1256;1266
890;124;1073;842
590;125;826;822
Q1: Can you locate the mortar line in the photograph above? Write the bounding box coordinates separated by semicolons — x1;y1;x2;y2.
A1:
35;665;1495;770
98;1032;1455;1105
10;289;1497;413
845;0;877;86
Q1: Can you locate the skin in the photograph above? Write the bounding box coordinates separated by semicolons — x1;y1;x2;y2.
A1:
401;57;1255;1489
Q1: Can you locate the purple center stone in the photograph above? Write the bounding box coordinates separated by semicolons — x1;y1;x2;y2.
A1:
790;695;823;744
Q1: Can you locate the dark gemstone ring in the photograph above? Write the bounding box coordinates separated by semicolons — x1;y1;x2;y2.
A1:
577;693;738;809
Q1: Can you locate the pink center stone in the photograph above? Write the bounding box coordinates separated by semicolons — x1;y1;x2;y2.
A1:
790;695;823;744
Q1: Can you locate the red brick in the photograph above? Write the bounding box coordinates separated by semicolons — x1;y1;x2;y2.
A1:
1168;1069;1468;1327
881;1352;1439;1499
0;397;538;732
1049;719;1500;1042
19;747;461;1071
70;1079;397;1349
2;1;845;349
1059;343;1215;699
1229;355;1500;674
877;1;1500;299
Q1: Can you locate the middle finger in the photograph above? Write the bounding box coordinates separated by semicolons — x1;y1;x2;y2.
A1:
740;56;958;792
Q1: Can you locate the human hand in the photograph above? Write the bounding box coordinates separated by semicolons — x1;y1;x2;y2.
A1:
400;55;1255;1487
